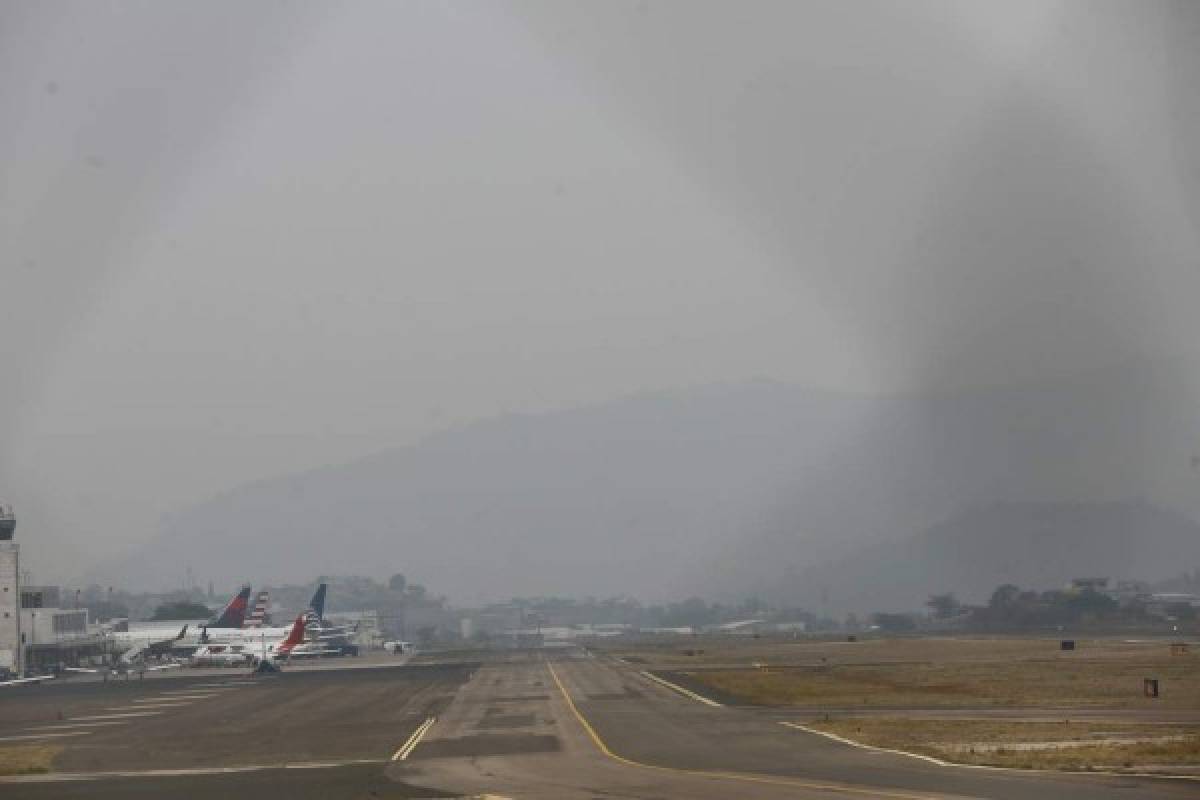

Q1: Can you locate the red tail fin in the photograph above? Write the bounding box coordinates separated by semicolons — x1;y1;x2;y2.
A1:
279;614;307;652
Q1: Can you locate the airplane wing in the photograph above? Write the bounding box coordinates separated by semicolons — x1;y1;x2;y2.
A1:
0;674;57;686
144;663;182;671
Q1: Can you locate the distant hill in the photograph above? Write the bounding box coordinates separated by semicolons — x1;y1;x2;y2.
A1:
89;381;877;601
764;500;1200;615
88;357;1200;609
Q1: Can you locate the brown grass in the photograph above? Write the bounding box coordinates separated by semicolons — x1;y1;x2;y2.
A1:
807;718;1200;770
0;744;61;776
631;637;1200;708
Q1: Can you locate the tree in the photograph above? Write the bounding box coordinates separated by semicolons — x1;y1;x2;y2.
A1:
151;601;212;620
872;612;917;632
1165;602;1196;621
989;584;1021;609
926;593;960;619
388;573;407;593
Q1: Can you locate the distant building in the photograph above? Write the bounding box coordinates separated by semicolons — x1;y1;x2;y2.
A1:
1068;577;1109;593
20;585;61;609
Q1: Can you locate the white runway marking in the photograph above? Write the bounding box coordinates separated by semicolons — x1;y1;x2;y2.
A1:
152;692;218;699
186;683;242;689
0;731;93;742
391;716;436;761
0;758;388;783
777;721;1200;782
28;721;125;731
109;703;191;711
69;712;163;721
639;671;723;707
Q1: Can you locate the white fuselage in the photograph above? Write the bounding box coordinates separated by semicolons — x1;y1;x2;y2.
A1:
199;625;296;644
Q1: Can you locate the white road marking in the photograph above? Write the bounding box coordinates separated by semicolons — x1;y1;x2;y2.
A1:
639;671;722;707
108;703;191;711
777;721;1200;781
0;759;389;783
68;712;163;721
28;721;125;731
152;692;218;699
391;716;436;762
779;722;949;765
186;683;242;689
0;732;93;742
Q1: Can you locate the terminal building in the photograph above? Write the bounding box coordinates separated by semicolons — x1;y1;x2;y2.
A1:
0;504;107;676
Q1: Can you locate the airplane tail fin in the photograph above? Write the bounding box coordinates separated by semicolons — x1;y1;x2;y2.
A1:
279;614;307;653
308;583;327;621
212;586;251;628
243;591;270;628
176;624;189;640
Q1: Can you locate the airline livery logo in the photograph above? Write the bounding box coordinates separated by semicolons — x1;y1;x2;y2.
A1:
213;586;252;628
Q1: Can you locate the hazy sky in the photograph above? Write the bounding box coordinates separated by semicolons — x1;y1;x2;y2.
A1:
2;1;1197;583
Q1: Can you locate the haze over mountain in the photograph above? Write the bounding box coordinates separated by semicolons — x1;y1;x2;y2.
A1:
89;355;1200;611
767;501;1200;616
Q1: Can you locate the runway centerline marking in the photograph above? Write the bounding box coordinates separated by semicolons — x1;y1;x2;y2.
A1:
391;716;436;761
546;661;945;800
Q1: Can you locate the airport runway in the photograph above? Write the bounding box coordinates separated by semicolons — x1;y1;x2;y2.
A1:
394;651;1198;799
3;652;1197;799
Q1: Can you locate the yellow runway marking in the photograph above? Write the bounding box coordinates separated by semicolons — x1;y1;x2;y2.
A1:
546;661;955;800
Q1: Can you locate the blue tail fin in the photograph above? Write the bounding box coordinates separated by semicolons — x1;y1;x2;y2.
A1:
308;583;327;621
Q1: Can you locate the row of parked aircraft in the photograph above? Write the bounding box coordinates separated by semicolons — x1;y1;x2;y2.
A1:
114;583;356;668
2;583;354;686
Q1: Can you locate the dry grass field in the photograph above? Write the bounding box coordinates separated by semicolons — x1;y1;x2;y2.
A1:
808;718;1200;770
0;744;60;776
607;636;1200;709
599;635;1200;772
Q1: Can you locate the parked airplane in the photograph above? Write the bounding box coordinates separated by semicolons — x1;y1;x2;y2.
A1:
193;613;327;667
200;584;330;645
107;624;189;661
65;626;188;679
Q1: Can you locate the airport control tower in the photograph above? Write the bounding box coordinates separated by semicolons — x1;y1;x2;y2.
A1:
0;503;19;674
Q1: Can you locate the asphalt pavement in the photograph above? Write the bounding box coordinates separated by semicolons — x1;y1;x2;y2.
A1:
2;651;1197;799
